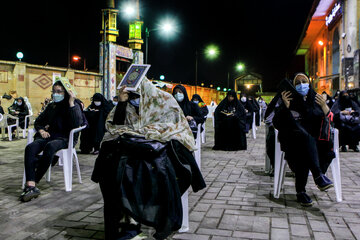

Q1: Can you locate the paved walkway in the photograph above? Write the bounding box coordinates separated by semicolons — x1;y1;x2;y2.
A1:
1;121;360;240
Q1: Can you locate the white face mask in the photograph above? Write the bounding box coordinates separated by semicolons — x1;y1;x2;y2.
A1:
17;101;22;106
113;101;118;106
175;93;184;102
241;97;247;102
94;101;101;106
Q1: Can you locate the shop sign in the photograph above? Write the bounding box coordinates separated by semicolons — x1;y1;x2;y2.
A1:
326;2;342;28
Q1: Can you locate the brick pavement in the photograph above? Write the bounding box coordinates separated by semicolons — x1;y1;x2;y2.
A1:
0;121;360;239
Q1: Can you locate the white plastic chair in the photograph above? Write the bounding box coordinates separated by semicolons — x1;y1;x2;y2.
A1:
251;112;256;139
22;125;87;192
273;128;342;202
264;124;271;174
179;123;202;233
0;114;19;141
206;106;216;127
201;121;206;144
19;114;33;138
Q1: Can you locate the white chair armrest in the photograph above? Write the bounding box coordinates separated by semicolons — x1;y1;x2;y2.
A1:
67;125;87;150
27;128;36;145
7;114;19;120
24;114;33;129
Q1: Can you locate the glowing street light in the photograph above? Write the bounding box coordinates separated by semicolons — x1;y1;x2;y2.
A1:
145;19;177;64
217;87;221;91
16;52;24;61
223;88;227;91
236;63;245;71
122;3;136;19
205;45;220;59
159;75;165;80
72;55;86;71
318;40;324;46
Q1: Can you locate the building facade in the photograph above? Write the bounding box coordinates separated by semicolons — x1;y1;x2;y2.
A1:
297;0;360;94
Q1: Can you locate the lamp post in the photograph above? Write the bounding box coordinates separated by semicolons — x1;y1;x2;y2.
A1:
195;45;219;93
145;21;176;64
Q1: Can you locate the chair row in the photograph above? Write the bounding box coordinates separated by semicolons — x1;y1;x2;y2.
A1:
0;113;33;141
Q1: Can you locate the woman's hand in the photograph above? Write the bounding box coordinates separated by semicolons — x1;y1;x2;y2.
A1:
281;91;292;109
118;86;129;102
39;129;50;138
315;93;330;114
186;116;194;121
68;90;76;107
340;110;351;115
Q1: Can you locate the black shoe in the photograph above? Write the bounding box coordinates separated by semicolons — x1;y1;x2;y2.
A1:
314;174;334;191
19;185;41;202
341;146;347;152
350;145;359;152
296;192;313;207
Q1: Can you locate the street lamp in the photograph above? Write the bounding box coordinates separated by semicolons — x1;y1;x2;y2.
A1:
145;19;176;64
227;63;245;89
195;44;220;93
72;55;86;71
16;52;24;61
160;75;165;80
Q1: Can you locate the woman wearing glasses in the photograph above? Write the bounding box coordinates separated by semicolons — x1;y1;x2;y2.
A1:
20;80;84;202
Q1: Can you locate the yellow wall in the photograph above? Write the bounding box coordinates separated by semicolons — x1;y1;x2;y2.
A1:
0;61;102;116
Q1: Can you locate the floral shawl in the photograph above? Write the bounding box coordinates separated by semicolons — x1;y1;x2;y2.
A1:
103;78;196;151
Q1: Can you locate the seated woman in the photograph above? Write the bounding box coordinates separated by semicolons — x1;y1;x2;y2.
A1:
80;93;113;154
191;94;209;121
92;79;206;240
249;96;260;126
172;85;204;137
240;93;254;133
273;73;334;207
331;91;360;152
322;91;335;109
21;81;84;202
8;97;29;133
213;90;247;151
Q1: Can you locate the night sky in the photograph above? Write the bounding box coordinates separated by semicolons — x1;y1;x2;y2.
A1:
0;0;314;92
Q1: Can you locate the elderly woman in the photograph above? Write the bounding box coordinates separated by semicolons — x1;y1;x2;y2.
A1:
273;73;335;207
92;79;206;240
331;91;360;152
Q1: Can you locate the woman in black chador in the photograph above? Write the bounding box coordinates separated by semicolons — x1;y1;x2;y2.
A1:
331;90;360;152
273;73;335;207
240;93;254;133
8;97;29;131
80;93;113;154
213;90;247;151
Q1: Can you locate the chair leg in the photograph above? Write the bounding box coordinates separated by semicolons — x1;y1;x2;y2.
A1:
179;190;189;233
331;155;342;202
22;169;26;189
274;152;286;198
73;151;82;184
7;126;12;141
61;151;72;192
45;166;51;182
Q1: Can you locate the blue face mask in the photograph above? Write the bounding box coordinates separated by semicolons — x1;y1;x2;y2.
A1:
295;83;309;96
129;98;140;107
53;93;65;102
175;93;184;102
193;100;199;104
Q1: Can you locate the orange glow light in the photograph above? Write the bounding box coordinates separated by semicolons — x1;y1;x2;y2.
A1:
73;56;81;61
318;40;324;46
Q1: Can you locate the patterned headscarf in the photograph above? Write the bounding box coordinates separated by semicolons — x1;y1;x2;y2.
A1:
103;78;196;151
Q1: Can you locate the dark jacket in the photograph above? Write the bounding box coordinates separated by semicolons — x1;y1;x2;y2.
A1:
34;99;84;144
191;94;209;120
173;85;204;125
